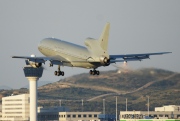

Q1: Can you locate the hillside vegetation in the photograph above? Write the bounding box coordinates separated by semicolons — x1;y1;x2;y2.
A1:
0;68;179;114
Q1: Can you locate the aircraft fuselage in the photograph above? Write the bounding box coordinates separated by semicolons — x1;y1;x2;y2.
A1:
38;38;100;68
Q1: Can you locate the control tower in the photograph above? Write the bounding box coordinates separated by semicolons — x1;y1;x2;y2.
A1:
23;66;43;121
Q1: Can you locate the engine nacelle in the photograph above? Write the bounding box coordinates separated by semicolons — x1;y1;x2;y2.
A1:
29;61;42;68
99;56;110;66
25;60;42;68
25;54;42;68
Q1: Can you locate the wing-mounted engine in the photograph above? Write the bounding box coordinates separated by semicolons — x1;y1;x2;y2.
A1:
25;54;42;68
99;56;110;66
25;60;42;68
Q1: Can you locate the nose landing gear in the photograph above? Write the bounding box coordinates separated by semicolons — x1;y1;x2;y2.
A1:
54;65;64;76
89;69;100;75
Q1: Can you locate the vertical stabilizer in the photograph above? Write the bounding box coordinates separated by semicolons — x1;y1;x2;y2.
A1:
99;22;110;51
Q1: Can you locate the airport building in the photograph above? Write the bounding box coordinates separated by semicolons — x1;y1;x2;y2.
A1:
98;114;116;121
58;112;101;121
120;105;180;121
0;94;30;121
38;107;101;121
1;94;180;121
37;106;70;121
0;94;101;121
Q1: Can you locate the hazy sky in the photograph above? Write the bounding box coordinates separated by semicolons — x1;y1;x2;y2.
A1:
0;0;180;89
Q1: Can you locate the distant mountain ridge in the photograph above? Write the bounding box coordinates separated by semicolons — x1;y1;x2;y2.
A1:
0;85;12;90
22;81;53;89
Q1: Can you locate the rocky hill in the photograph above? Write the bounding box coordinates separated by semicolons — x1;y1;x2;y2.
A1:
0;68;180;114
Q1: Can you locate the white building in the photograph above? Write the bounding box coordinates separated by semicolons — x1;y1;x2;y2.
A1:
59;112;101;121
120;105;180;120
0;94;29;121
155;105;180;112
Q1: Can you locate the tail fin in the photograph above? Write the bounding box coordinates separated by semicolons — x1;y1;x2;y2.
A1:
99;22;110;51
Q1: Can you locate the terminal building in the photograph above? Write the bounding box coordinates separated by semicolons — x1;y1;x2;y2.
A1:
38;111;101;121
38;106;101;121
58;112;101;121
120;105;180;120
37;106;69;120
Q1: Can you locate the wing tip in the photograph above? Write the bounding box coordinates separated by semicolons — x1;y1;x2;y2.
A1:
163;52;172;54
12;56;16;58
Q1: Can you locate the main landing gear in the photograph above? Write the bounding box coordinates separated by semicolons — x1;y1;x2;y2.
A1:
89;69;100;75
54;65;64;76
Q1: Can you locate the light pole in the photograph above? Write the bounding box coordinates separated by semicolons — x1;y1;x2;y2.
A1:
147;96;149;117
103;99;105;115
126;98;127;112
116;96;117;121
82;99;83;112
59;100;61;107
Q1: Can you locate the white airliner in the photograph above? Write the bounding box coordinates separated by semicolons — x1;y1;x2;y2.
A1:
12;23;171;76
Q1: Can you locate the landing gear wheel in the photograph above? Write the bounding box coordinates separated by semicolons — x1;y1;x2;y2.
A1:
89;69;100;75
61;71;64;76
92;71;95;75
54;65;65;76
57;71;60;76
54;71;57;76
89;70;93;75
96;71;100;75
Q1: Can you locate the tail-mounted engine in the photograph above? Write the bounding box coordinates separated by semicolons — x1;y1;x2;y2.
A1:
99;56;110;66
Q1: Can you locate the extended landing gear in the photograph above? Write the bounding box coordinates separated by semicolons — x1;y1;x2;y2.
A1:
54;65;64;76
89;69;100;75
54;71;64;76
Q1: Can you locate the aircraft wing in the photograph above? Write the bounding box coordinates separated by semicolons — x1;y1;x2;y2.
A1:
109;52;172;63
12;55;71;66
